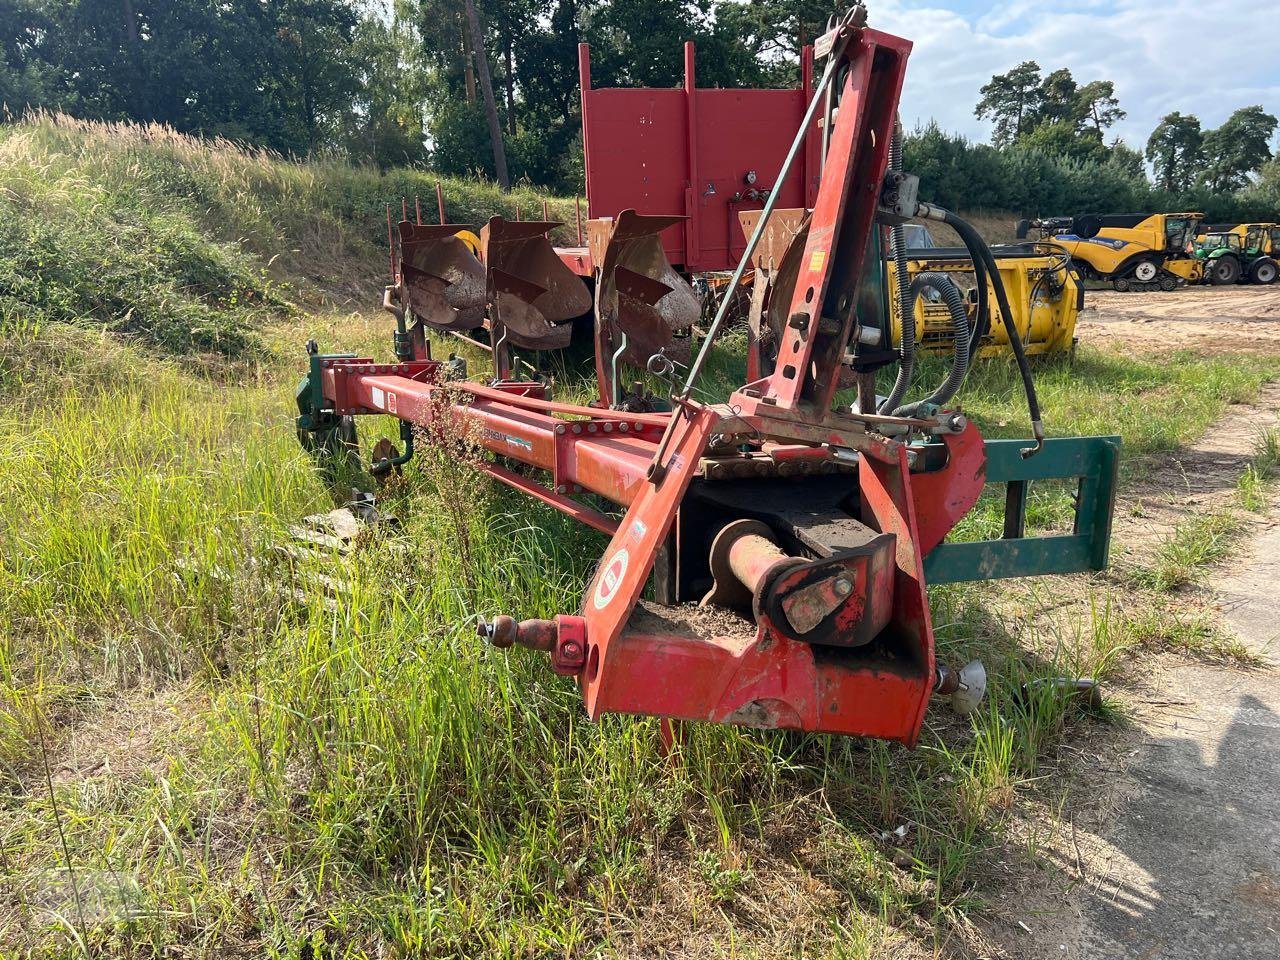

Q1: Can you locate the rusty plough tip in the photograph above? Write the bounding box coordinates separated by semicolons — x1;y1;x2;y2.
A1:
590;210;698;404
480;216;591;352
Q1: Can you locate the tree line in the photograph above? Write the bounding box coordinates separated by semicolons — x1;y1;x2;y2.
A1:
949;59;1279;218
2;1;1276;218
0;0;830;192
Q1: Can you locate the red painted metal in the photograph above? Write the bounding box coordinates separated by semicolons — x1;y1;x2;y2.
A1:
578;42;818;272
910;421;986;554
484;462;619;536
735;28;910;414
321;360;667;507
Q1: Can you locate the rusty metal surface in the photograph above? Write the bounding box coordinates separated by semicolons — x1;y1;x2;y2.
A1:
701;519;799;610
398;221;485;331
589;210;699;403
764;534;896;647
739;208;808;273
481;217;591;351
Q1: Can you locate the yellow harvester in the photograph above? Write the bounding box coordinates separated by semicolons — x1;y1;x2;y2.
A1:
1017;212;1204;291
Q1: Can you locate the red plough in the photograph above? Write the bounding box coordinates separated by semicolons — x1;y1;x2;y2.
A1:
297;8;1119;743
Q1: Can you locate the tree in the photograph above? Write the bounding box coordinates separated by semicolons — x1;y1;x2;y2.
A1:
462;0;509;188
1019;120;1107;165
1200;105;1278;192
1075;80;1125;140
0;0;50;113
342;11;430;168
1036;67;1078;127
975;61;1044;147
270;0;361;152
1146;112;1204;191
1107;140;1147;179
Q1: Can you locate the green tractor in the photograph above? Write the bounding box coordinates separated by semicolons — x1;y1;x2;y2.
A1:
1194;224;1280;286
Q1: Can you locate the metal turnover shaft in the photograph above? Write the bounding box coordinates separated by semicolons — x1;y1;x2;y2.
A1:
703;519;804;612
725;528;796;596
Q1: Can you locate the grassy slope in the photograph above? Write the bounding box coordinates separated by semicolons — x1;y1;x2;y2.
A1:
2;119;1279;959
0;113;581;360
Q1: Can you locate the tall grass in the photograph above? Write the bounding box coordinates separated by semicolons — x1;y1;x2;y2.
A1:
6;319;1275;955
0;325;1120;957
0;114;581;360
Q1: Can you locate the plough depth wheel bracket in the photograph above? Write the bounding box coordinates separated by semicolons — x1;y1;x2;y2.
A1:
295;6;1121;744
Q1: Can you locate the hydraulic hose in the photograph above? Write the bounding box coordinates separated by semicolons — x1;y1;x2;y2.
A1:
894;272;970;417
915;203;1045;457
966;239;991;352
878;122;915;415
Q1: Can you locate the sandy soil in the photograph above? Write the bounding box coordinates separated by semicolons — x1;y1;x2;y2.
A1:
1079;285;1280;354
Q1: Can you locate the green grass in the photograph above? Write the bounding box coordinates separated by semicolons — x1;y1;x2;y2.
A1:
4;119;1280;959
1236;428;1280;511
2;326;1162;959
1122;429;1280;593
1130;510;1242;592
0;114;582;361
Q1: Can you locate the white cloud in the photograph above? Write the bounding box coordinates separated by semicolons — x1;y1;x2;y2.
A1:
867;0;1280;147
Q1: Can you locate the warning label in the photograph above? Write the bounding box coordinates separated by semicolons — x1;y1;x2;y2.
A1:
592;549;630;610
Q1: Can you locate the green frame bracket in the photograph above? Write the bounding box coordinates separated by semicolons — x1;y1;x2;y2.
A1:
923;435;1121;584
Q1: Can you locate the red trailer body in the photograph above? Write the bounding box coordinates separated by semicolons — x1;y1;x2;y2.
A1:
572;42;820;274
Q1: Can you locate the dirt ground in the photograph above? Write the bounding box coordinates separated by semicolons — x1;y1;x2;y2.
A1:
1078;284;1280;354
1009;284;1280;959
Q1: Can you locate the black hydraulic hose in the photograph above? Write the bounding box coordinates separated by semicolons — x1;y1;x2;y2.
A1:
966;238;991;352
894;273;970;417
878;124;915;415
918;204;1044;457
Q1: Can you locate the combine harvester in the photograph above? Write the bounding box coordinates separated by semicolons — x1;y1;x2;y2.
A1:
1017;212;1205;291
296;7;1119;741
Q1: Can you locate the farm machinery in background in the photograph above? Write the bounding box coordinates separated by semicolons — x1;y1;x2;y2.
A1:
1017;212;1205;291
296;7;1119;743
1193;222;1280;285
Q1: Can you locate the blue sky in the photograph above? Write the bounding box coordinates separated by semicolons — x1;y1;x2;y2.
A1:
867;0;1280;148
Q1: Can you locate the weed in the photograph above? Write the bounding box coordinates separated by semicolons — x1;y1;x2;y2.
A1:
692;848;754;903
1130;510;1241;592
1236;428;1280;511
1116;605;1257;662
0;114;584;362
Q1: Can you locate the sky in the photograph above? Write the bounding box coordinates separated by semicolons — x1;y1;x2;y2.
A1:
866;0;1280;148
